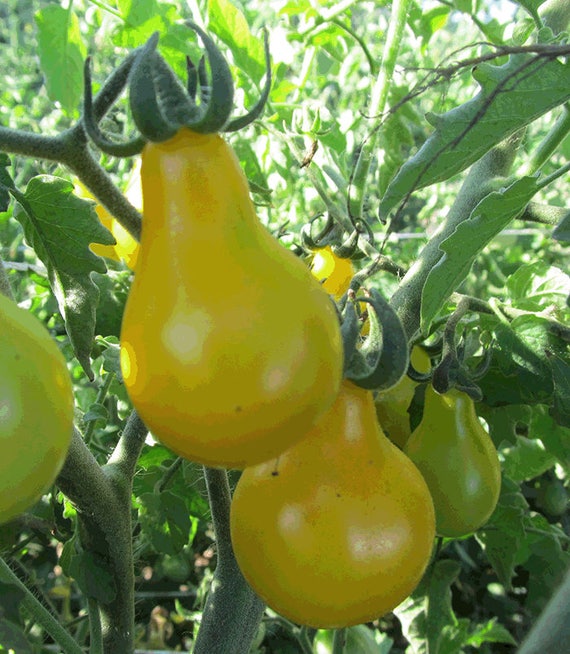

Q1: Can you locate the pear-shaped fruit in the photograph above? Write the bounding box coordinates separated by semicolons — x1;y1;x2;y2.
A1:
120;128;343;469
230;381;435;627
405;385;501;537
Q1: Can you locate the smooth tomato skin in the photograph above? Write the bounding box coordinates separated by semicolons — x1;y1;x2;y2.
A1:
230;381;435;628
0;295;74;524
120;129;343;469
309;246;354;299
374;346;431;449
404;385;501;538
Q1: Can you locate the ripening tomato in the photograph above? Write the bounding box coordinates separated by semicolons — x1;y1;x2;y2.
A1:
309;246;354;299
0;294;74;524
230;380;435;627
374;346;431;448
404;385;501;537
120;129;343;468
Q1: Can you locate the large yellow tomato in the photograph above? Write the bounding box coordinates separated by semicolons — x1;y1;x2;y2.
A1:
0;294;74;524
230;380;435;627
404;385;501;538
375;346;431;448
309;246;354;299
120;129;343;469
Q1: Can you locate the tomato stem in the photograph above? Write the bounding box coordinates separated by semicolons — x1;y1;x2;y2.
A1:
0;556;83;654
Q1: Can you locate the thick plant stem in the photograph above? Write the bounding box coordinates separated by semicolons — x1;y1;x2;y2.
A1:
193;468;265;654
56;412;147;654
0;557;83;654
517;567;570;654
390;133;522;341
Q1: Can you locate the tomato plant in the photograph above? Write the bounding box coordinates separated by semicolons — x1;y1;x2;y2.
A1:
0;294;73;524
0;1;569;653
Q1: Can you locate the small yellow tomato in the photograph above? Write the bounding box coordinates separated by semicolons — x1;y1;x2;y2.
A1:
309;246;354;300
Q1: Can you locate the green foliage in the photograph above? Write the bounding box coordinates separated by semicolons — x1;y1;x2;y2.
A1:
0;0;568;653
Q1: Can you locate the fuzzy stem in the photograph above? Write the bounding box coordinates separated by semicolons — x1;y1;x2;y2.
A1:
0;253;14;299
519;104;570;176
56;419;145;654
192;468;265;654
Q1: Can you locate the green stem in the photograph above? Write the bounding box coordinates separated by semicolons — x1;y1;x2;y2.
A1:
88;597;104;654
57;424;142;654
192;468;265;654
84;372;116;444
0;557;83;654
0;252;14;299
348;0;412;220
517;568;570;653
332;628;347;654
519;202;570;226
519;104;570;176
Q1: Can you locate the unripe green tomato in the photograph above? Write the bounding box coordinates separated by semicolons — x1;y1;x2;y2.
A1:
0;294;74;524
536;479;568;518
404;385;501;538
374;346;431;449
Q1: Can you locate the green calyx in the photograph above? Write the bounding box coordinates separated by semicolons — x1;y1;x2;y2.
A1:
342;289;410;392
83;22;272;153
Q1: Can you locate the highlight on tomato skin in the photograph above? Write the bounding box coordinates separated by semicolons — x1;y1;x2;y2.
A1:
230;380;436;628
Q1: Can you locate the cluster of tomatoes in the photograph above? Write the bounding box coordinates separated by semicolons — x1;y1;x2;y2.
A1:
0;125;501;631
116;129;500;627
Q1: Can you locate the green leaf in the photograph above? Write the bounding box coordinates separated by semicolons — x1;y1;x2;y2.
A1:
421;177;540;332
14;176;115;379
478;314;555;406
34;6;86;115
467;618;517;647
516;0;549;21
550;352;570;429
207;0;266;81
137;491;192;555
501;436;557;482
83;402;109;423
529;405;570;472
379;54;570;219
425;559;462;653
60;533;116;603
477;478;529;587
506;262;570;311
0;618;34;654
